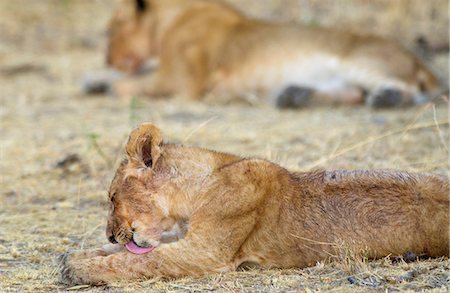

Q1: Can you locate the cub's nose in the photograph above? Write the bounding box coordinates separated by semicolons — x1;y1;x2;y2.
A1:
108;235;118;244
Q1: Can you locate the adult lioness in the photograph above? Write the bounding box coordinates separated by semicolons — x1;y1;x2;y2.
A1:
60;123;449;285
105;0;440;108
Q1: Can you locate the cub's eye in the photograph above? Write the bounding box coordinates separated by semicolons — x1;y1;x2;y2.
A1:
110;192;117;201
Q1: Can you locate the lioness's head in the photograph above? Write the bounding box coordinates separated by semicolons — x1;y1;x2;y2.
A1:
106;123;176;249
107;0;155;73
107;0;190;73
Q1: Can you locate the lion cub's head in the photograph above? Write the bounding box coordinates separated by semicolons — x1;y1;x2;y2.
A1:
106;123;179;250
106;123;239;250
107;0;156;73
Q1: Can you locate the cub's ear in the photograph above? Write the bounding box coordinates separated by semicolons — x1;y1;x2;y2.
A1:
136;0;148;12
125;123;163;170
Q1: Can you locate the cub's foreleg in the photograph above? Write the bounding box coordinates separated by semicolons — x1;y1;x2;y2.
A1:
60;215;256;285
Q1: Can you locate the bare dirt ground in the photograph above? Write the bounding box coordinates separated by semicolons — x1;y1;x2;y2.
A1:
0;1;449;292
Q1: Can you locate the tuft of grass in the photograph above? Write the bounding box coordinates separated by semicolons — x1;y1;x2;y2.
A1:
85;132;113;168
129;96;144;127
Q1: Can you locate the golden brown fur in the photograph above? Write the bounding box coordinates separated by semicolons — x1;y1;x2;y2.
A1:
60;123;449;285
106;0;440;108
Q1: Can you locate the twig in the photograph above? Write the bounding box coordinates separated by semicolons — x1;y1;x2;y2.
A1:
66;285;90;290
183;116;218;143
79;223;104;248
400;102;432;138
432;105;449;154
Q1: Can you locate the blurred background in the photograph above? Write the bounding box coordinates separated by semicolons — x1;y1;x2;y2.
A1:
1;0;448;89
1;1;449;291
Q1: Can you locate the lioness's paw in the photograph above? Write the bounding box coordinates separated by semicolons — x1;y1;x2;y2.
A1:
81;69;123;95
366;88;413;108
112;79;142;98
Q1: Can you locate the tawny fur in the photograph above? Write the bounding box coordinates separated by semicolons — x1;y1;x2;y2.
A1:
60;123;449;285
106;0;440;107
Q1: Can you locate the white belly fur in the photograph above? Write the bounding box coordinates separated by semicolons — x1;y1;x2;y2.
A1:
211;53;410;103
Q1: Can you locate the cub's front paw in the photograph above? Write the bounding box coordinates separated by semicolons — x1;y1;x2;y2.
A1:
59;251;85;285
58;251;105;286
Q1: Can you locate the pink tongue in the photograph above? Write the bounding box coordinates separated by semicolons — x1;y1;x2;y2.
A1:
125;241;154;254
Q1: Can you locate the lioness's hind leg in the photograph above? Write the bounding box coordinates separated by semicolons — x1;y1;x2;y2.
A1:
274;84;364;107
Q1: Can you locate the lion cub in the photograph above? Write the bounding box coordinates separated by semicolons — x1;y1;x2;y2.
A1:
60;123;449;285
103;0;440;108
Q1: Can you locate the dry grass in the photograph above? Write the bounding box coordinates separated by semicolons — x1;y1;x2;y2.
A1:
0;0;449;292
